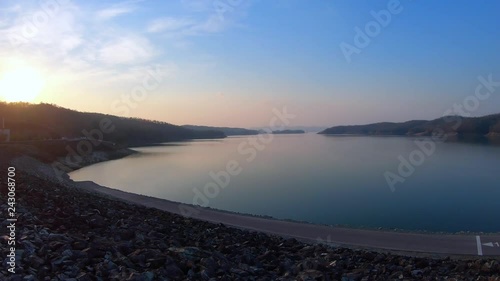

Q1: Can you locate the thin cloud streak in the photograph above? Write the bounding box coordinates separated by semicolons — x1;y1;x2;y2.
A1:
95;0;145;20
147;17;195;33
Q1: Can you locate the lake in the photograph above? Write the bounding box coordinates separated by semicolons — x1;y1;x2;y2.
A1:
69;134;500;233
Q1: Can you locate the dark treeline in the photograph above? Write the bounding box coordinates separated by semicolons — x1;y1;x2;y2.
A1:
319;114;500;137
182;125;259;136
0;102;225;146
272;130;305;134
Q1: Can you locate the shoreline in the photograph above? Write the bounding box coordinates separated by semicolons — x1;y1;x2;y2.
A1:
74;175;498;237
67;147;499;236
3;144;500;279
72;178;500;258
50;149;500;258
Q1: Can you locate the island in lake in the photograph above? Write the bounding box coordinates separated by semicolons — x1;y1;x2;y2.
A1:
273;129;306;134
182;125;259;136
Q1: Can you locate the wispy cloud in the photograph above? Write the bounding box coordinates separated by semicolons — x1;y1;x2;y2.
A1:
147;13;247;37
0;1;83;55
192;15;229;33
0;19;9;29
180;0;213;12
98;36;157;65
96;7;134;20
96;0;142;20
147;17;194;33
0;4;21;13
0;0;252;97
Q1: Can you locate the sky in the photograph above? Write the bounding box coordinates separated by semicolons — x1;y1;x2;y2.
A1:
0;0;499;127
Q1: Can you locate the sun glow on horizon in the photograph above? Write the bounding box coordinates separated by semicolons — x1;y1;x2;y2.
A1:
0;65;45;103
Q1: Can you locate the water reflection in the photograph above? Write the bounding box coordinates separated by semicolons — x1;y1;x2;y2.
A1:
70;134;500;232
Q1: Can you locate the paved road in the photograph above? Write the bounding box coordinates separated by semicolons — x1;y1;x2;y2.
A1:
81;180;500;257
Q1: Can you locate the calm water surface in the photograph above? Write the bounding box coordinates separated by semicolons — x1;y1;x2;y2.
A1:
70;134;500;232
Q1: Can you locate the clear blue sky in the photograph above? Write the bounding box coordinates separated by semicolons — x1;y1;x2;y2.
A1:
0;0;499;127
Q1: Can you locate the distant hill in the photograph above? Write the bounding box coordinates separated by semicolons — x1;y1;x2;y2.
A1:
273;130;305;135
182;125;259;136
319;114;500;137
0;102;225;146
252;126;326;133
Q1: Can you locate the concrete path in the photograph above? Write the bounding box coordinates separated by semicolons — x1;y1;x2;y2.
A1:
79;180;500;257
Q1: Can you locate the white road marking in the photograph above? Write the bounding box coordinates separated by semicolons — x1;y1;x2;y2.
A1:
476;236;483;256
483;242;494;247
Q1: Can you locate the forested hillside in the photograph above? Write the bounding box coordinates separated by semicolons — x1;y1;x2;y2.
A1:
319;114;500;137
0;102;225;145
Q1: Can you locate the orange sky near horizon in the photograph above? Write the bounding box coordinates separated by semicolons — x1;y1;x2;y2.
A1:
2;1;500;128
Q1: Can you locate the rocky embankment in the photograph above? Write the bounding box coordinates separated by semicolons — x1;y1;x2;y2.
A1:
0;147;500;280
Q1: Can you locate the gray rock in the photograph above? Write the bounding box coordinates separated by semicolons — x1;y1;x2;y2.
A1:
165;264;184;278
89;215;106;228
411;269;423;277
22;275;36;281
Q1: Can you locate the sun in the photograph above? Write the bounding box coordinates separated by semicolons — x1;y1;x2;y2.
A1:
0;66;45;102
